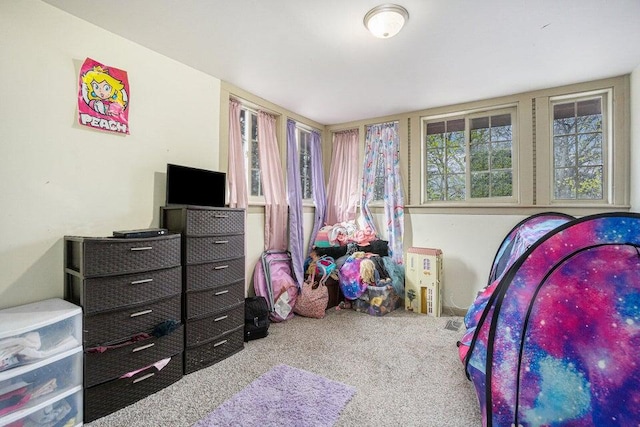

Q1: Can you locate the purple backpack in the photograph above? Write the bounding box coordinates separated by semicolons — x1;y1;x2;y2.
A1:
253;250;299;322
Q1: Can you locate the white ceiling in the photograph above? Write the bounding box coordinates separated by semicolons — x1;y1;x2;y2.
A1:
43;0;640;125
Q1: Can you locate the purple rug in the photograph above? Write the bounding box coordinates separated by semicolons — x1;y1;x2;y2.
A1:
193;364;356;427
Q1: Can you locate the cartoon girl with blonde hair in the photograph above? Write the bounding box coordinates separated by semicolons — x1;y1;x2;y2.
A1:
81;65;128;119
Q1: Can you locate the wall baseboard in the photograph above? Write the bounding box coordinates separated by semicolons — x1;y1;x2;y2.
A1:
441;305;467;317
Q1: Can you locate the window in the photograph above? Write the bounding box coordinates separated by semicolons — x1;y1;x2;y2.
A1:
239;107;262;197
365;121;400;203
373;141;386;201
551;93;607;201
296;126;313;200
469;113;513;198
423;108;516;203
405;75;627;211
425;118;465;201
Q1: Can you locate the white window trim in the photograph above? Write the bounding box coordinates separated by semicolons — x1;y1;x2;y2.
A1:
239;104;265;205
295;124;315;204
534;77;629;209
364;121;401;206
420;104;520;205
406;75;629;214
546;89;612;205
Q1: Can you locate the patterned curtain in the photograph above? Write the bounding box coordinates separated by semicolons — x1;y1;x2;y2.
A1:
286;119;304;286
362;122;405;264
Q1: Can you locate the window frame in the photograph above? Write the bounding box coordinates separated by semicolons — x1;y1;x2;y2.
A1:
404;75;629;214
238;104;264;203
364;121;401;205
534;78;628;210
295;124;314;203
547;89;612;205
421;105;519;205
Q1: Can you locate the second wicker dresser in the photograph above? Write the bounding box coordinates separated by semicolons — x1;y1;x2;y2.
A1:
161;205;245;374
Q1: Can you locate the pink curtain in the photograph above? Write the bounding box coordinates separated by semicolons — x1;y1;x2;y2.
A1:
258;111;288;251
326;129;359;225
227;100;248;208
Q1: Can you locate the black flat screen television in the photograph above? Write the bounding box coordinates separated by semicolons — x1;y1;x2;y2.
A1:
166;163;226;207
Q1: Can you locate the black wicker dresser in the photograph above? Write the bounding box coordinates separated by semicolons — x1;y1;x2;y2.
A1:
64;233;184;422
161;205;245;374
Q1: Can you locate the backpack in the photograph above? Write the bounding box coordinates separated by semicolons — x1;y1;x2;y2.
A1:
253;250;299;322
244;296;270;342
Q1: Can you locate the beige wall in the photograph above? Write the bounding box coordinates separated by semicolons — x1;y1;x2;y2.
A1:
0;1;221;309
2;1;638;314
631;64;640;211
328;76;632;312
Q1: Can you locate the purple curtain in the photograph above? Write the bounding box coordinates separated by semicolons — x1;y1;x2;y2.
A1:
286;119;304;287
308;130;327;253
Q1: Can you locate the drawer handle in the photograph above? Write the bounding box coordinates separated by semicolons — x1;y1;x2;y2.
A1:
133;373;155;383
214;265;229;270
215;290;229;296
213;240;229;244
213;339;228;347
214;214;229;218
131;278;153;285
130;309;153;317
132;343;155;352
214;315;228;322
131;246;153;251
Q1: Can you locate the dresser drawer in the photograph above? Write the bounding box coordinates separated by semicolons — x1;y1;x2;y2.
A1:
65;234;181;277
184;327;244;374
84;353;183;422
185;303;244;347
85;325;183;388
184;208;244;236
184;257;245;291
83;295;181;347
0;348;83;423
184;281;244;320
67;266;181;315
3;388;83;427
185;234;244;264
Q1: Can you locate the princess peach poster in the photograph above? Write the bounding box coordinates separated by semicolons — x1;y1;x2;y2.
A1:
78;58;130;134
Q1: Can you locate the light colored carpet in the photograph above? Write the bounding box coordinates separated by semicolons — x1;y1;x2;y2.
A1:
86;308;482;427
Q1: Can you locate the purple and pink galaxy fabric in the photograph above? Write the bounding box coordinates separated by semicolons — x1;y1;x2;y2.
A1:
461;213;640;426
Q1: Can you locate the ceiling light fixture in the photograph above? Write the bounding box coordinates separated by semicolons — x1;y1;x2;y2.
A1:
363;4;409;39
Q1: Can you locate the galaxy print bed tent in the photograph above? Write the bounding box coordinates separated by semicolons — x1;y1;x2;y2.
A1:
460;212;640;427
461;212;575;343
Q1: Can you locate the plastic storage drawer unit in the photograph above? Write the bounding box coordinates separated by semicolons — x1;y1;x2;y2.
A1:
0;298;83;427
